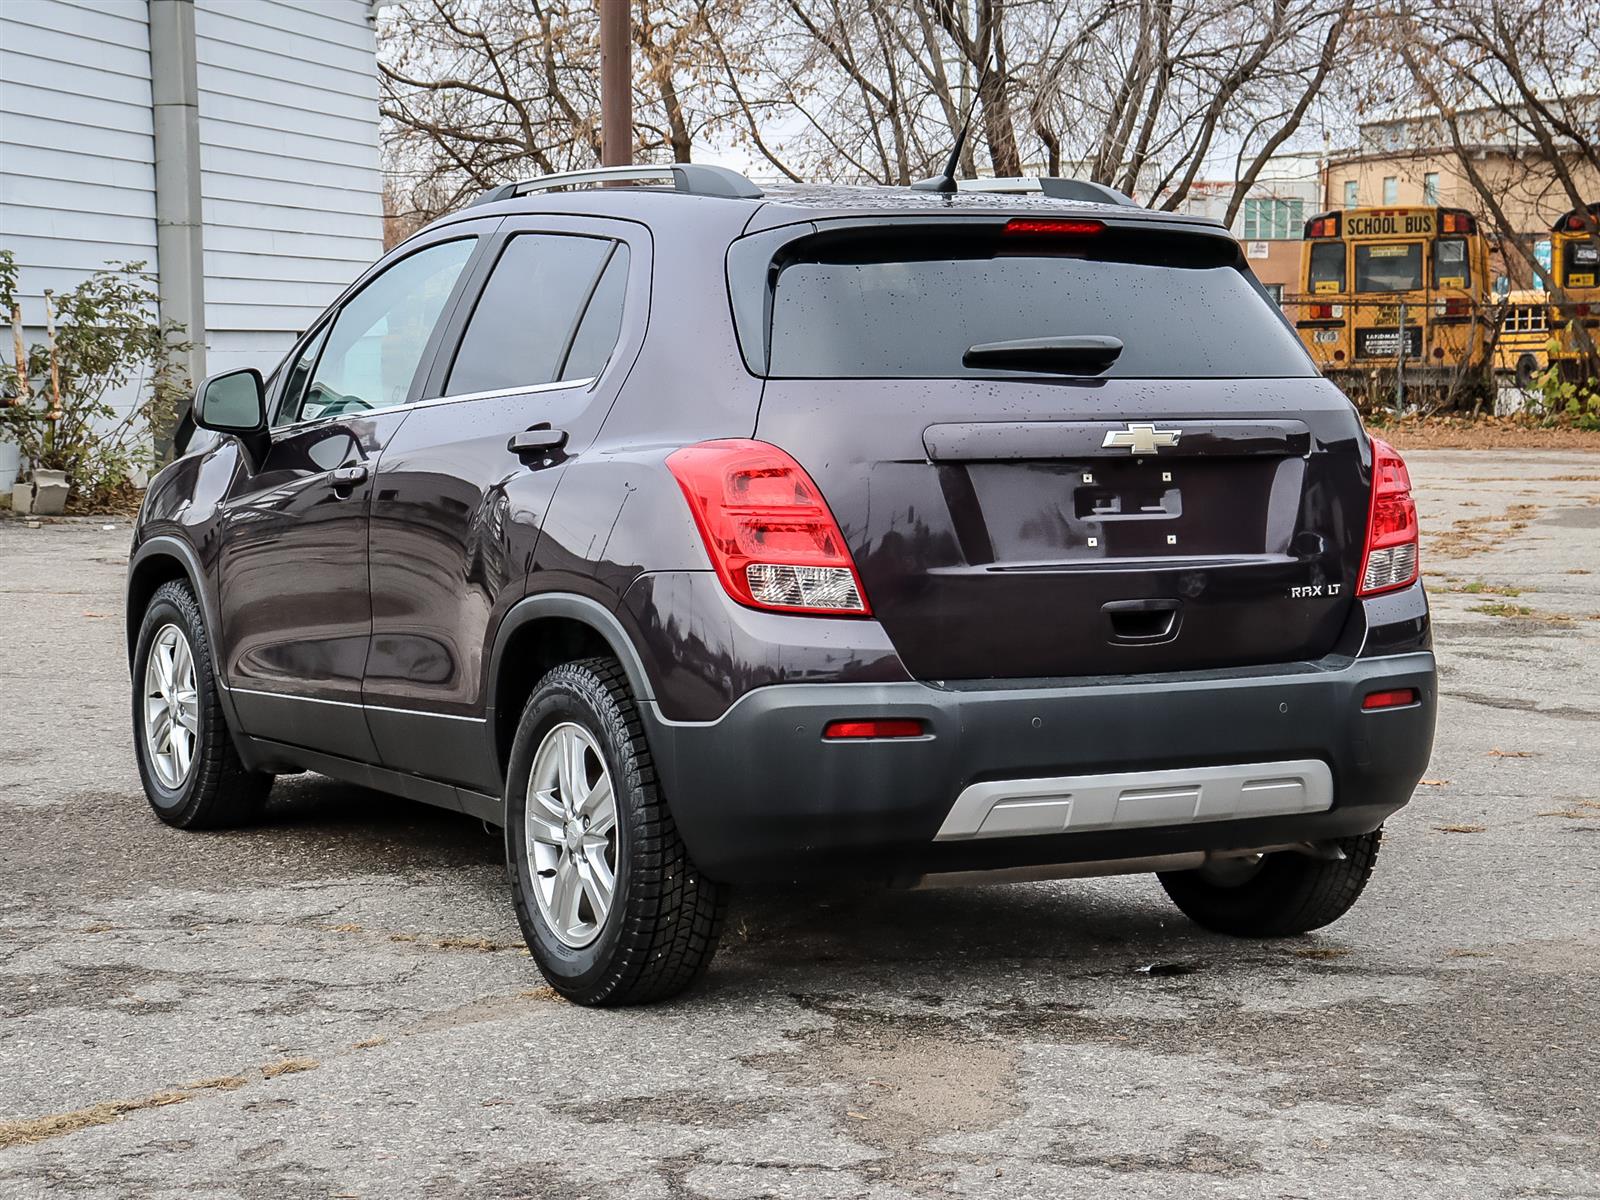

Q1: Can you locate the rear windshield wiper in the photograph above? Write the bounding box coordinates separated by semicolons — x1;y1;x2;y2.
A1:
962;335;1123;374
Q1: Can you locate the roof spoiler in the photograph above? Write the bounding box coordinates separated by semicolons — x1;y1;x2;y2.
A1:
955;177;1138;206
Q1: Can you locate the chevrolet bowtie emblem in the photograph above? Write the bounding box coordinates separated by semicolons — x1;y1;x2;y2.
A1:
1101;423;1182;454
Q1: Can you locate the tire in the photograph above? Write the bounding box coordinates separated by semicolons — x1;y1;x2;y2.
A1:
1157;829;1382;937
132;579;272;829
505;657;727;1006
1515;352;1541;389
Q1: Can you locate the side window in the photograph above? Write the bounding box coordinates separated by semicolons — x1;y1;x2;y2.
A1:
561;245;629;380
272;325;329;427
292;238;475;423
445;234;622;396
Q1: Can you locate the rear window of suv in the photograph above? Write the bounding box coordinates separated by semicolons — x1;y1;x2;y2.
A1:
762;227;1313;379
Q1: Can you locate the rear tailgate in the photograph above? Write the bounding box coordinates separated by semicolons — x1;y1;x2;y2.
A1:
741;215;1371;682
756;378;1368;681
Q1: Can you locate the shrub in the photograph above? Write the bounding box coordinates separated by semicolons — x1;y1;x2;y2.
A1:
0;249;189;508
1530;365;1600;430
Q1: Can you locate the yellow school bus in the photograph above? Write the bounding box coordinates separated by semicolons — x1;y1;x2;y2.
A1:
1549;202;1600;376
1493;290;1553;386
1291;206;1492;381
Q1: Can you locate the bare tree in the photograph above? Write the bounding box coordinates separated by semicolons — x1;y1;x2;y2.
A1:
380;0;1362;216
379;0;754;222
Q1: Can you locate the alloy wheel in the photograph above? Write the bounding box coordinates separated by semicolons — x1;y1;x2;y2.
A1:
143;623;199;790
525;721;619;948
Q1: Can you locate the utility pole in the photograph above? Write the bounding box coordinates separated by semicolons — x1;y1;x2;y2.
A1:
599;0;632;167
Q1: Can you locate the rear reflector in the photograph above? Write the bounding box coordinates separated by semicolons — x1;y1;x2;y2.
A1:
1362;688;1418;710
823;719;925;740
1358;436;1420;596
666;439;870;616
1003;218;1104;237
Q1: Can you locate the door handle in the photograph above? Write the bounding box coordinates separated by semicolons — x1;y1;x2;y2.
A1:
508;426;569;464
330;464;368;492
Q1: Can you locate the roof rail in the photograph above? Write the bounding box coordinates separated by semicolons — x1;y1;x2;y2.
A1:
469;163;763;208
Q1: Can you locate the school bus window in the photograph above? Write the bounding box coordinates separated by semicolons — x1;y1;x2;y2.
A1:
1309;241;1345;293
1355;242;1422;292
1433;238;1470;288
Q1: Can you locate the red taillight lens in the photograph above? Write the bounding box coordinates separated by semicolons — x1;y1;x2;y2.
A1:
1358;436;1419;596
1444;297;1469;315
823;719;924;740
1362;688;1418;710
1311;303;1333;319
666;439;870;616
1003;218;1104;237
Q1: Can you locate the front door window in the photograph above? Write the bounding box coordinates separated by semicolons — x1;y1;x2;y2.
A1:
291;239;476;423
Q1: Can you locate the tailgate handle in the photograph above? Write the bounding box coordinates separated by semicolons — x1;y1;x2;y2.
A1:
1103;599;1180;645
923;421;1311;461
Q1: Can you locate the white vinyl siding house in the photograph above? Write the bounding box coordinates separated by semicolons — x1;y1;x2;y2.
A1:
1;0;159;302
192;0;383;375
0;0;382;478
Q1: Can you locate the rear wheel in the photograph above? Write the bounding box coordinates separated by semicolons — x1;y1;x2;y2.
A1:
506;657;727;1005
132;580;272;828
1157;830;1382;937
1515;352;1541;389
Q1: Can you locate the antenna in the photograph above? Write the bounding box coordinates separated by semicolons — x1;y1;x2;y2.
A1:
911;106;976;193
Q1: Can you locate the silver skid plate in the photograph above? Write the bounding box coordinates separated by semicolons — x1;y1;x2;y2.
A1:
934;759;1333;841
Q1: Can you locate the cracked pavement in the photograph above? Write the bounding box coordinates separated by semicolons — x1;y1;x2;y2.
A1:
1;449;1597;1199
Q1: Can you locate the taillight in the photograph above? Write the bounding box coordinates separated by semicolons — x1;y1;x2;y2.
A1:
666;439;870;616
1311;303;1333;319
1358;436;1419;596
1443;297;1469;315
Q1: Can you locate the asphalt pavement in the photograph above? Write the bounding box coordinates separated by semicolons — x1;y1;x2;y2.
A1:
1;449;1596;1199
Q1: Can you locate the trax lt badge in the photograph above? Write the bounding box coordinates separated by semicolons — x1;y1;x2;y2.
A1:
1102;423;1181;454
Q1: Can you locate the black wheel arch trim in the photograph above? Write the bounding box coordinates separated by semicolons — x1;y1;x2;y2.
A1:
486;592;658;766
127;536;214;665
126;534;253;760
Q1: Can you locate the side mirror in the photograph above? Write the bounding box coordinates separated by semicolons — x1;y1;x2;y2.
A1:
193;368;266;434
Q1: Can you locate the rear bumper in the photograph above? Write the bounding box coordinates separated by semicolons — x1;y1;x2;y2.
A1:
644;650;1437;883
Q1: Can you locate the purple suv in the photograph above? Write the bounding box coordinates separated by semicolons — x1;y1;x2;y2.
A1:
127;165;1435;1005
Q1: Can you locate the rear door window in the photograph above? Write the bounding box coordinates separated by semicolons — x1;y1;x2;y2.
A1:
764;232;1312;379
1565;237;1598;285
560;245;630;380
445;234;621;395
1308;242;1346;293
1432;238;1470;288
1355;243;1423;292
